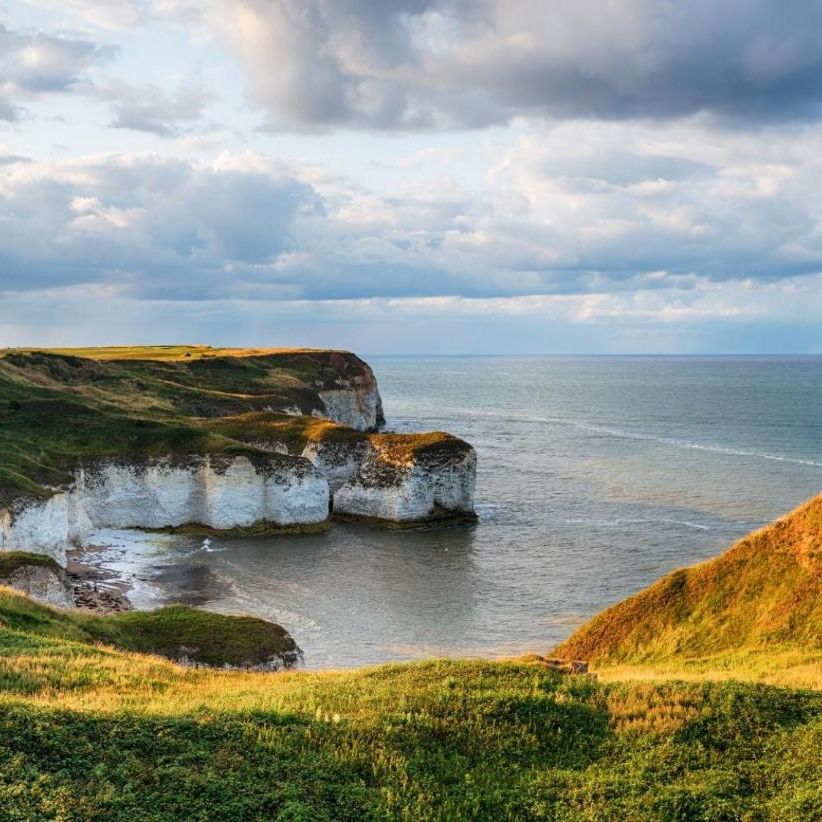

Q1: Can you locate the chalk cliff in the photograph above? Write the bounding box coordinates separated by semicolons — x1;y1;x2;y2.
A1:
305;433;477;523
0;346;475;565
1;455;329;564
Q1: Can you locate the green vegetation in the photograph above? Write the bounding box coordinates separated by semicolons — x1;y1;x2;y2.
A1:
554;493;822;688
0;347;381;506
0;585;821;819
0;495;821;817
0;587;298;669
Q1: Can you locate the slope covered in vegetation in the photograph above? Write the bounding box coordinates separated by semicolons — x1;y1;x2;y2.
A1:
0;346;382;506
0;586;299;669
554;493;822;681
0;586;821;819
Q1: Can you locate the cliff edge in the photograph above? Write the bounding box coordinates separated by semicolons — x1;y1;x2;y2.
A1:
0;346;475;561
553;492;822;672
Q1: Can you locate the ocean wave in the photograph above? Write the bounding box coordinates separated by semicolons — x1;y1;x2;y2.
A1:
559;517;710;531
389;409;822;468
574;422;822;468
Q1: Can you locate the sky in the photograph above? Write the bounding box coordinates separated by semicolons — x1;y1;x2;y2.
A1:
1;0;821;354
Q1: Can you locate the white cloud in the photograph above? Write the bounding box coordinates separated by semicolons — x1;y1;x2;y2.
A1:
2;120;822;308
106;77;209;136
0;22;116;119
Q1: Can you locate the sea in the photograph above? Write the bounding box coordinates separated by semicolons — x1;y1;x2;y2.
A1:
85;356;822;668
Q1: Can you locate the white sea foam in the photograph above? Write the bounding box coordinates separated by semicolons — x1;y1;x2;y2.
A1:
408;407;822;469
573;422;822;468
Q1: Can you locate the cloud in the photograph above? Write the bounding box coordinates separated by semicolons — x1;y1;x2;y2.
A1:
155;0;822;130
2;120;822;308
0;22;116;119
23;1;145;30
106;78;209;136
0;152;321;297
2;276;821;354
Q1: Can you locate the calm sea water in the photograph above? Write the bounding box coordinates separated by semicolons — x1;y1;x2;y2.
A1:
88;357;822;668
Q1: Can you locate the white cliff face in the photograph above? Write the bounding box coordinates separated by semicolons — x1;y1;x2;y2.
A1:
332;441;477;523
0;455;329;565
301;439;370;493
0;495;90;565
316;385;384;432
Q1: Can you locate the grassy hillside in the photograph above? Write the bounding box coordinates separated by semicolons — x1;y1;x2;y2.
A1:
554;493;822;685
0;587;821;820
0;586;299;669
0;347;385;506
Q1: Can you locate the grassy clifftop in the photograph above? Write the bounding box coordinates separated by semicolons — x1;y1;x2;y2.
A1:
210;412;469;463
9;346;336;361
0;586;821;819
0;347;382;506
554;493;822;686
0;586;299;669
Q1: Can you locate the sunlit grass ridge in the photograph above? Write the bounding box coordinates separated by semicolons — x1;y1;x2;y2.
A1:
1;581;821;819
554;492;822;687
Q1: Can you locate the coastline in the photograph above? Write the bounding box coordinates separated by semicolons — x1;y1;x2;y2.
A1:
66;547;133;614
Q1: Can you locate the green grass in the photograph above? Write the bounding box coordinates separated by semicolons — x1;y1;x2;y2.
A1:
0;587;299;669
0;588;821;819
0;551;61;579
0;348;387;506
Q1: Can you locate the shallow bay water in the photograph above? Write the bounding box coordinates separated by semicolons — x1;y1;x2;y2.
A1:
87;356;822;668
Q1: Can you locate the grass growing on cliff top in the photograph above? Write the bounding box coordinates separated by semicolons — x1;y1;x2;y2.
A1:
1;587;821;820
553;492;822;687
0;551;61;579
208;411;466;462
1;345;336;361
0;348;384;505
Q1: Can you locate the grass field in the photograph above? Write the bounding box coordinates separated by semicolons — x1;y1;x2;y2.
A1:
1;584;821;820
0;346;335;361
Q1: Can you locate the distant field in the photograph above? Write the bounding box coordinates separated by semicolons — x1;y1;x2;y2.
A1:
0;345;336;361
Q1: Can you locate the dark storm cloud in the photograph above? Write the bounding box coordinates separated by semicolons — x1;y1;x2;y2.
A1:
199;0;822;130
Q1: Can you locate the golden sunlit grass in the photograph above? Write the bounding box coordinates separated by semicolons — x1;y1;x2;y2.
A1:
554;493;822;675
1;588;821;819
208;412;466;464
600;647;822;691
1;346;337;361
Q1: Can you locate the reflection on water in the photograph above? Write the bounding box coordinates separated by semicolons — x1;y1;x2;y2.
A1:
85;357;822;668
